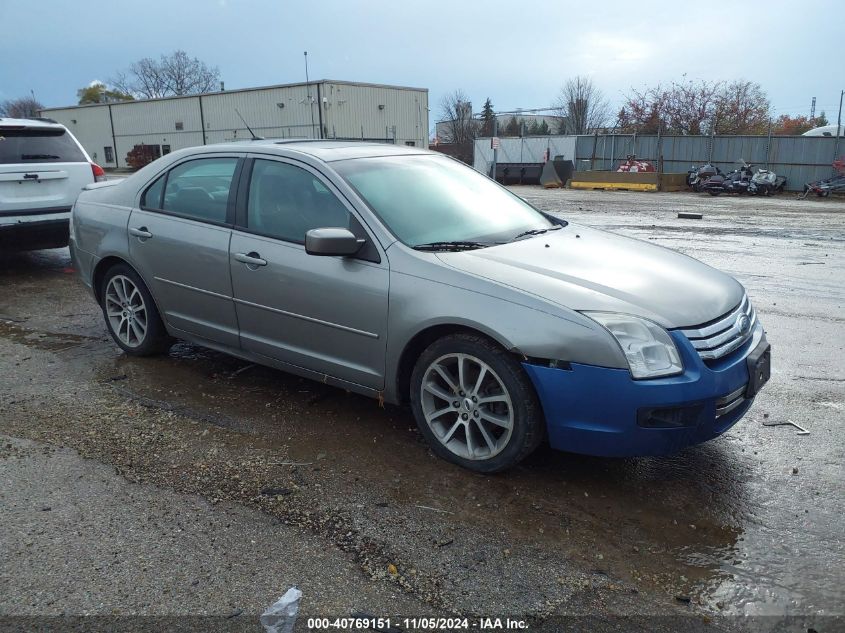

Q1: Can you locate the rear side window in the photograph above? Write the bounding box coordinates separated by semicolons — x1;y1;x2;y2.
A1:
142;174;166;209
0;127;87;164
158;158;238;224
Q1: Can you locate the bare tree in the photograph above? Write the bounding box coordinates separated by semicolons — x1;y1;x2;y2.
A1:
438;90;478;145
662;79;723;135
617;78;771;135
160;51;221;96
0;96;44;118
554;76;610;134
111;50;220;99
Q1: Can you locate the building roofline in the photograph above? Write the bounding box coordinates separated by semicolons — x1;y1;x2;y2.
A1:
39;79;428;112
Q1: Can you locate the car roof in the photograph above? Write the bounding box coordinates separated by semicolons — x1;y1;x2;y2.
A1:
200;139;431;162
0;117;65;130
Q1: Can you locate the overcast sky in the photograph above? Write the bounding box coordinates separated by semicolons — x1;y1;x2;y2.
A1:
3;0;842;131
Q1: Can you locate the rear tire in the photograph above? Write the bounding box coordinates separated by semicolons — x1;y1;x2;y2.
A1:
410;333;544;473
100;263;171;356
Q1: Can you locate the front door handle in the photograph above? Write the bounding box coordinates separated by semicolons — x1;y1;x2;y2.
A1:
129;226;153;239
234;251;267;267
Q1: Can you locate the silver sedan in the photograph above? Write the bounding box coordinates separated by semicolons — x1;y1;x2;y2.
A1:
70;141;770;472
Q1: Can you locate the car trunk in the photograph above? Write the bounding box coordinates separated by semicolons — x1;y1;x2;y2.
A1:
0;125;93;216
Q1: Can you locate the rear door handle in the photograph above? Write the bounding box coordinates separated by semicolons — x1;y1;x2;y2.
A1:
129;226;153;239
234;252;267;267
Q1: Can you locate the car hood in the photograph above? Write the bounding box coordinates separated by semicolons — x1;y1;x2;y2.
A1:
436;224;744;329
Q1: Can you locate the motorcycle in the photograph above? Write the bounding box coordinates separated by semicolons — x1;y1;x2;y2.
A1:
748;168;786;196
687;163;721;192
702;160;754;196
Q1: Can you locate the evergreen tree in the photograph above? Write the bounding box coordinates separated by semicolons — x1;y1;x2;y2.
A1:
479;98;495;136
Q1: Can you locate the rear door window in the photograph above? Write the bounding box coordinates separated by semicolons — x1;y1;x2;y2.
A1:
160;158;238;224
0;128;87;164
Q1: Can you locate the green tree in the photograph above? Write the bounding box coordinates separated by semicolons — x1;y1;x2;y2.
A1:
77;82;134;105
527;120;541;135
537;120;550;135
503;116;521;136
816;110;829;127
479;98;495;136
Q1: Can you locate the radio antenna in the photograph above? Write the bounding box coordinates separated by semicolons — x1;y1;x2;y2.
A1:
235;108;263;140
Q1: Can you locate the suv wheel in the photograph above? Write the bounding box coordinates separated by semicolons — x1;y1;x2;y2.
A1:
410;333;544;473
100;264;171;356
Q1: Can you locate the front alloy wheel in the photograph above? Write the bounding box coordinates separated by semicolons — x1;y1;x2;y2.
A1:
410;333;544;473
421;353;514;461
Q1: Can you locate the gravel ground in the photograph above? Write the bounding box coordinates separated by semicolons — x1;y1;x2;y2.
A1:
1;188;842;632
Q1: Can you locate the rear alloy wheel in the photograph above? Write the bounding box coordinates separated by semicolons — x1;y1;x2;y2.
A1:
100;264;170;356
410;334;543;473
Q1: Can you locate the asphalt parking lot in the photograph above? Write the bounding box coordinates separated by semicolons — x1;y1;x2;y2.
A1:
1;188;843;631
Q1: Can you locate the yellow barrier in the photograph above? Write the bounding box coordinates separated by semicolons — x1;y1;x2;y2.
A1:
569;181;658;192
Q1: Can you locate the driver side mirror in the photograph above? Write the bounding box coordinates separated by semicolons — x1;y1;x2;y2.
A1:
305;227;365;257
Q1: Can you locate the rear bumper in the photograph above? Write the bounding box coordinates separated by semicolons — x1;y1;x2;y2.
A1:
0;217;69;251
523;325;768;457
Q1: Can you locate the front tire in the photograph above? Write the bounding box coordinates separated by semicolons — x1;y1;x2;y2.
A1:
100;263;171;356
410;333;544;473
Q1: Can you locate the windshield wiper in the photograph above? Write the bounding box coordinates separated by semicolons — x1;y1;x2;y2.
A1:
510;226;562;242
413;240;494;252
21;154;61;160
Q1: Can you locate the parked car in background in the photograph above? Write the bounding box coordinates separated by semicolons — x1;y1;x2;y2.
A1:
69;141;770;472
0;117;105;251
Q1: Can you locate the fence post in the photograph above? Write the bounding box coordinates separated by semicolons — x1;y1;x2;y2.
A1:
765;118;772;169
610;134;616;171
834;89;844;173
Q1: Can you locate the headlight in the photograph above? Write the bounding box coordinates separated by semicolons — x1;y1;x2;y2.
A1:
584;312;683;379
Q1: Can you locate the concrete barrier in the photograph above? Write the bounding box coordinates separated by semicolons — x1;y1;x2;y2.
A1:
569;171;688;192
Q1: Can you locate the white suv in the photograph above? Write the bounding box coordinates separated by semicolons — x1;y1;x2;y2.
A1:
0;117;105;251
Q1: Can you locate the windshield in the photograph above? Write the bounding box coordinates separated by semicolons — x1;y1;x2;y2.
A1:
333;154;557;247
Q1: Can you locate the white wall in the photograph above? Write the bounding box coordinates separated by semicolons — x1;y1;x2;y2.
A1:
41;81;429;168
47;105;116;167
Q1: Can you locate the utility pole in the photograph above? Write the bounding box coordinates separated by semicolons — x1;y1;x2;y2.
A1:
304;51;316;139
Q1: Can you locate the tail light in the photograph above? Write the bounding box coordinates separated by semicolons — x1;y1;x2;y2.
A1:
91;163;107;183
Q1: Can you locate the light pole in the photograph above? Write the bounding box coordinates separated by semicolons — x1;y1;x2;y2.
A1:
304;51;316;139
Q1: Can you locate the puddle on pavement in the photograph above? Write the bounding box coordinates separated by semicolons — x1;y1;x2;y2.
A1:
88;340;791;614
0;319;98;352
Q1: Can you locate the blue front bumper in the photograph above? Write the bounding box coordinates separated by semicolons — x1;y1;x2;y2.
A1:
523;326;767;457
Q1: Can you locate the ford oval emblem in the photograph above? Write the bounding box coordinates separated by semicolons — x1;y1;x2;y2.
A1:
736;314;751;336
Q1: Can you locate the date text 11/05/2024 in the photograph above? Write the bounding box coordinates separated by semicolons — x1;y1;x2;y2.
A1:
306;617;529;630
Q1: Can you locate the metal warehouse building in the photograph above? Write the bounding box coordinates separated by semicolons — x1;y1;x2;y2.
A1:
40;80;429;169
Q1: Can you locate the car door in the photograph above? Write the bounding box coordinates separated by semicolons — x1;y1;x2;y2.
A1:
128;155;242;348
229;156;389;389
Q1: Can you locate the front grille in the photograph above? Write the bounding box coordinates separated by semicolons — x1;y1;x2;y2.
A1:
715;385;747;418
680;295;756;361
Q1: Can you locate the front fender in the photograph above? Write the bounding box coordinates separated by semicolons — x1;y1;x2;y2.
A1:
384;266;628;402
